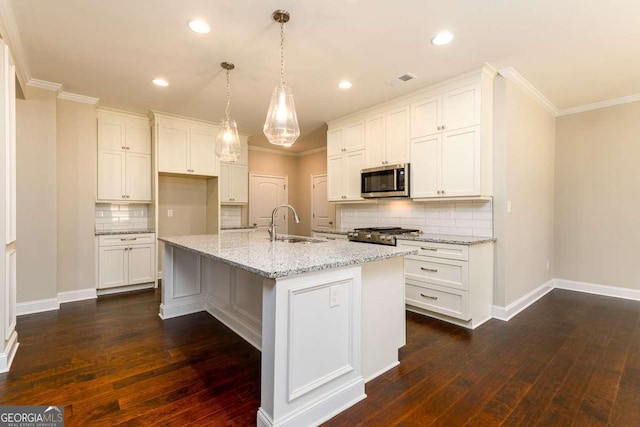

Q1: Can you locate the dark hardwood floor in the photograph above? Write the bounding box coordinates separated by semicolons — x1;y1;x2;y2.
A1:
0;288;638;426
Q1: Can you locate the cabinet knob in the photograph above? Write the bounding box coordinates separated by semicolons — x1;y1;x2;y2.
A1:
437;190;441;194
437;126;441;131
442;125;446;130
441;190;445;194
121;146;126;150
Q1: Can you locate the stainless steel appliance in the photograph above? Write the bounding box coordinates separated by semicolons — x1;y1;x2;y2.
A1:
361;163;409;198
347;227;422;246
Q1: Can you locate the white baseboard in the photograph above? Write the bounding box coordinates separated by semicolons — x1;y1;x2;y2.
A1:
158;300;206;320
96;283;154;296
491;279;555;321
0;330;19;373
555;279;640;301
17;297;59;316
58;288;97;303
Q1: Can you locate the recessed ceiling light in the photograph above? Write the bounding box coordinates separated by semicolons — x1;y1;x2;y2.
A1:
338;81;352;89
431;31;454;46
152;78;169;87
188;19;210;34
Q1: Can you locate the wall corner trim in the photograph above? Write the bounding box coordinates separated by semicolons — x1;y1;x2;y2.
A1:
491;279;555;321
498;67;559;116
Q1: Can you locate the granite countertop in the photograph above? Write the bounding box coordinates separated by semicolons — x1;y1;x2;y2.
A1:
95;229;156;236
396;234;496;245
159;231;417;279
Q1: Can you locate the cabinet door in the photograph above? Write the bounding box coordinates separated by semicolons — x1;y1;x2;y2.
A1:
189;129;218;176
158;125;189;174
327;155;345;201
97;149;126;201
410;135;440;198
219;162;231;202
344;121;364;152
125;153;151;201
410;95;441;139
230;164;249;203
125;124;151;154
364;115;385;167
128;244;155;285
385;107;410;164
441;126;481;196
98;118;125;150
327;127;344;157
99;246;128;289
345;150;364;200
442;84;481;132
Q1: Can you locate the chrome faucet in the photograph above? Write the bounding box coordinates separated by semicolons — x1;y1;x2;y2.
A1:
269;204;301;242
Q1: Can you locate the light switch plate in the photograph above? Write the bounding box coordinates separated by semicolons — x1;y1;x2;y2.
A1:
329;285;339;308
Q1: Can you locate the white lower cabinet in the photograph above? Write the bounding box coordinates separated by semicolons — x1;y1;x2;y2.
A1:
398;239;493;329
98;233;155;289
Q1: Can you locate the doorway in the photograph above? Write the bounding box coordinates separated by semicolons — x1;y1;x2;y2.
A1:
249;173;288;233
311;173;335;231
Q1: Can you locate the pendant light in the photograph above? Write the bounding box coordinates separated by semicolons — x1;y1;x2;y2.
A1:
263;10;300;148
215;62;242;162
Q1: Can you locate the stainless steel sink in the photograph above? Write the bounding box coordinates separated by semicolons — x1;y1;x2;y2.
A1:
275;237;327;244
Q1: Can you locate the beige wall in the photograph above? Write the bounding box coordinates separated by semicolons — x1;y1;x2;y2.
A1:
555;101;640;290
16;87;57;302
295;150;328;236
493;77;556;306
56;99;97;292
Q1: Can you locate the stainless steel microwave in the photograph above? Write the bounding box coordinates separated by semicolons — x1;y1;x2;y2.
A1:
361;163;410;198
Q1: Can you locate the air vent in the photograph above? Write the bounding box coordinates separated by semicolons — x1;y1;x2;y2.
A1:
386;73;417;87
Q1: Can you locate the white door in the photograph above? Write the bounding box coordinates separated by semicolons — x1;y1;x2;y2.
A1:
250;174;288;233
311;174;334;231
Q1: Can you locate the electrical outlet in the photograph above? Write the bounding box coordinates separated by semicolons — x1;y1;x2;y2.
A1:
167;209;173;217
507;201;512;213
329;285;339;307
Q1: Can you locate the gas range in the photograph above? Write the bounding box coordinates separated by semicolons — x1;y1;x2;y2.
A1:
347;227;422;246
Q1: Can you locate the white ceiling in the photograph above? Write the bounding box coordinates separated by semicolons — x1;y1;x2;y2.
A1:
6;0;640;152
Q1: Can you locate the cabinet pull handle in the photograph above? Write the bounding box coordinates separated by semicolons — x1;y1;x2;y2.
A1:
420;247;438;251
420;267;438;273
121;238;137;241
326;237;336;240
420;293;438;300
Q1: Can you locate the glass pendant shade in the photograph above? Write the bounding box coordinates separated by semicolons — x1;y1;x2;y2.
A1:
263;83;300;147
215;118;242;162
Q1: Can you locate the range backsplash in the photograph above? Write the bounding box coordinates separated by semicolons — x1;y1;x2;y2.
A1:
338;199;493;237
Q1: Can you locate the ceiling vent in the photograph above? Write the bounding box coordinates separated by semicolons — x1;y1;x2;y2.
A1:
386;73;417;87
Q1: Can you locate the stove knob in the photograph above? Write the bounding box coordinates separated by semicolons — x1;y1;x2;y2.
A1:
365;234;372;239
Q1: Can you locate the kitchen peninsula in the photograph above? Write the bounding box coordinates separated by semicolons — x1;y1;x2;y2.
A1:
159;231;416;427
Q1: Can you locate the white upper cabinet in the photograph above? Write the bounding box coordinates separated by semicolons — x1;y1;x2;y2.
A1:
327;150;364;202
220;137;249;204
364;106;410;167
97;110;152;202
411;83;481;140
154;113;220;177
327;120;364;157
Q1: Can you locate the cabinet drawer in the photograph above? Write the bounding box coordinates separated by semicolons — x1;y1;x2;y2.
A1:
405;257;468;291
405;281;470;321
398;240;468;261
98;233;155;247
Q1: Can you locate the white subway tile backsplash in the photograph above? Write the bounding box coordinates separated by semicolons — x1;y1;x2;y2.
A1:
339;200;493;237
95;204;150;231
220;205;242;228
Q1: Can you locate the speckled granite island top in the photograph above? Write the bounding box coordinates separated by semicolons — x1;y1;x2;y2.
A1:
159;231;417;279
397;234;495;245
95;230;155;236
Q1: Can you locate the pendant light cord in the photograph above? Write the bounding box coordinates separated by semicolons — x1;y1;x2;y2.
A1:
280;21;285;86
225;68;231;121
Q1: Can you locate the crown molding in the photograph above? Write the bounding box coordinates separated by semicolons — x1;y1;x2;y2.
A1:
57;91;99;105
249;145;326;158
557;93;640;116
498;67;559;116
0;0;30;88
26;78;62;91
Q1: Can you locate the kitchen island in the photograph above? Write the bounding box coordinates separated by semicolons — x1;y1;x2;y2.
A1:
159;231;416;427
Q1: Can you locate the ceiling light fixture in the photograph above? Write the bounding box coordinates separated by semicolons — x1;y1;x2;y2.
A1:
431;31;454;46
152;78;169;87
263;9;300;148
338;81;352;89
188;19;210;34
215;62;242;162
